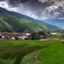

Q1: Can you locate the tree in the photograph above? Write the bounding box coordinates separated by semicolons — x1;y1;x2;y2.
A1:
30;30;51;40
38;31;50;39
30;32;40;40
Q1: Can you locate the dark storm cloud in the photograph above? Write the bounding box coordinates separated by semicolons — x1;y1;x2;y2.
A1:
8;0;30;6
0;0;4;1
6;0;55;18
3;0;54;8
0;0;55;10
0;0;30;6
0;0;64;19
8;0;20;6
8;0;30;3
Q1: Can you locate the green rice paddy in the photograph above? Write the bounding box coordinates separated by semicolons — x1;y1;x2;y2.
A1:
0;40;64;64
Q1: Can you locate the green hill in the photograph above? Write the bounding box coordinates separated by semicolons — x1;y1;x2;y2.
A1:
0;7;59;32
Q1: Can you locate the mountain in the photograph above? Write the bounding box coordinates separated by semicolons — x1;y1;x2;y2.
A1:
0;7;59;32
42;19;64;29
40;21;60;32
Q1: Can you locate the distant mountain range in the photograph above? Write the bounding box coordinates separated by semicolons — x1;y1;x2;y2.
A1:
41;19;64;29
0;7;60;32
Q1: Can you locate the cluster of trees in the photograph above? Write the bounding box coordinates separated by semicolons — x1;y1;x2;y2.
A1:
29;31;50;40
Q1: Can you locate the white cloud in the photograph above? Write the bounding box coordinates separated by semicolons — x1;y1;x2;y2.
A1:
0;1;18;12
38;0;47;3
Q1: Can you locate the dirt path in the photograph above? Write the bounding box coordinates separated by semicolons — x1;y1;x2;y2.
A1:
40;38;64;41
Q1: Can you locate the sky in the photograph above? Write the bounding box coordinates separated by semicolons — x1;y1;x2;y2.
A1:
0;0;64;20
0;0;64;28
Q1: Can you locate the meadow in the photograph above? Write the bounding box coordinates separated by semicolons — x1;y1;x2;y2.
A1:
0;40;64;64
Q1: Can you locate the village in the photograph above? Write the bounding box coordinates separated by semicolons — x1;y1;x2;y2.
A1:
0;30;63;40
0;31;50;40
0;32;31;40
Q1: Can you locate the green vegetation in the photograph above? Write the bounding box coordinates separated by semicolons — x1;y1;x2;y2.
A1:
49;33;64;38
30;31;50;40
0;7;60;32
49;35;63;38
0;14;46;32
0;8;48;32
0;40;64;64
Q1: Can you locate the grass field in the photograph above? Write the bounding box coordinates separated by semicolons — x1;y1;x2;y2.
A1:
0;40;64;64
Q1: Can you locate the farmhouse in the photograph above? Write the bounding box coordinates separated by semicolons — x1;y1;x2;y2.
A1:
0;32;31;40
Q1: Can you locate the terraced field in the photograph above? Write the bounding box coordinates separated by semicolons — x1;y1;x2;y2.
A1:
0;40;64;64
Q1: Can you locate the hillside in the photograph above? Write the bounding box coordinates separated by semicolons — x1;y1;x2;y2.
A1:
0;7;59;32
